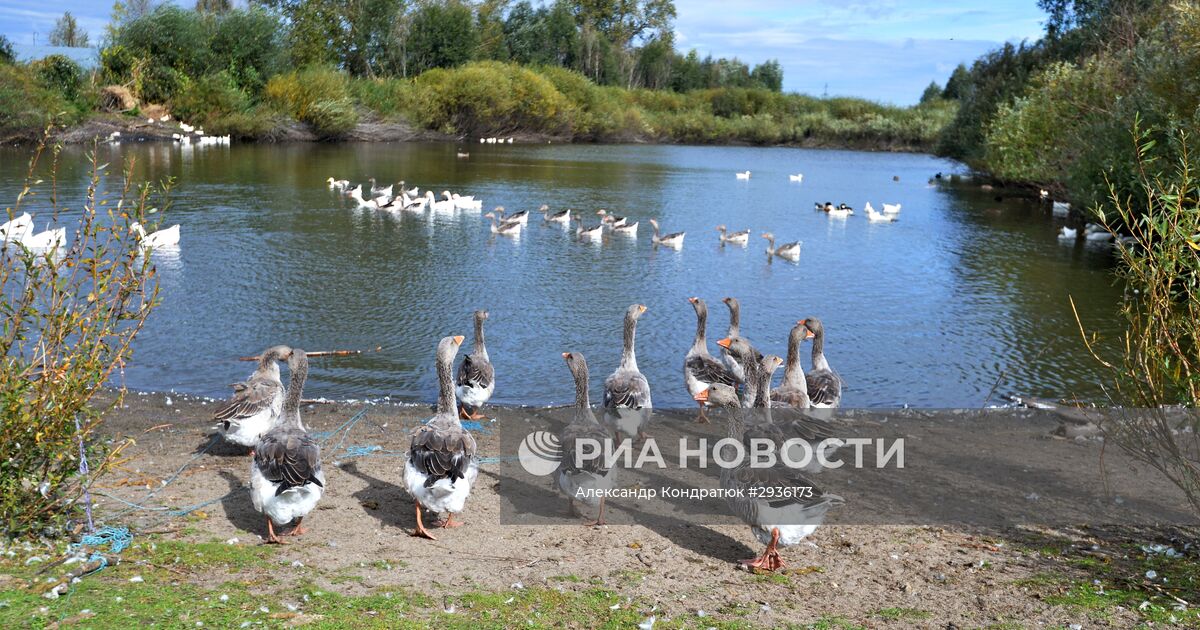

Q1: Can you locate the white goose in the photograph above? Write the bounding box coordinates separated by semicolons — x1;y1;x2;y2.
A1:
1052;201;1070;216
346;185;380;209
596;209;627;228
427;190;456;213
542;204;571;224
326;177;349;190
452;194;482;211
23;225;66;250
649;219;684;249
735;171;751;180
496;207;529;225
131;222;181;250
0;212;33;243
865;203;896;223
574;214;604;240
762;232;801;261
827;203;854;218
788;173;804;182
611;221;638;237
717;225;750;245
1058;226;1077;240
882;203;901;214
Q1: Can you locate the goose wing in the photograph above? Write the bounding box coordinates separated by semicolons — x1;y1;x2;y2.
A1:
685;354;740;387
558;412;611;475
604;371;651;410
806;369;842;407
212;375;279;426
409;422;477;487
456;353;494;389
254;430;324;495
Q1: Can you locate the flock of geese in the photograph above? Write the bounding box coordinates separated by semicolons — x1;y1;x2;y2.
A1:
326;174;904;261
212;301;842;570
0;212;181;254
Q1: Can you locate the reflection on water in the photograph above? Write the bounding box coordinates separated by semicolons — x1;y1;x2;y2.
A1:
0;142;1123;407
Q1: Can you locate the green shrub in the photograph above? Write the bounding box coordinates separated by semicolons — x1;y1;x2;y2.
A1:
33;54;82;102
171;71;250;124
414;61;571;135
266;67;359;137
0;65;72;139
0;35;15;65
350;78;417;119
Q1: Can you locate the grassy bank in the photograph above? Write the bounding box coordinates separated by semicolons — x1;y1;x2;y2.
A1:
2;59;953;150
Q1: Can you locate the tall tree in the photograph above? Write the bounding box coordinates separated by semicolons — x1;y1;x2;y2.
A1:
750;59;783;91
570;0;675;49
196;0;231;13
406;1;479;73
49;11;90;47
107;0;155;40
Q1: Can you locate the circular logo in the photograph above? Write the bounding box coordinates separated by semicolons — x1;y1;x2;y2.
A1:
518;431;561;476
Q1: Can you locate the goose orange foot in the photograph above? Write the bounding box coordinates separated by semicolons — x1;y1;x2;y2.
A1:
411;504;438;540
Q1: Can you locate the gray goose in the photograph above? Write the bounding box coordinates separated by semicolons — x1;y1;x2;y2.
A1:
556;352;617;525
693;382;741;408
404;335;479;540
719;342;844;571
720;298;749;384
649;219;685;248
213;345;290;450
455;310;495;420
683;297;739;422
762;232;802;261
717;225;750;245
803;317;842;408
484;211;522;236
772;322;814;409
250;349;325;544
603;304;652;441
542;204;571;224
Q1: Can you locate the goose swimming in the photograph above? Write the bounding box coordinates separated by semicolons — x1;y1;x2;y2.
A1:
649;219;684;249
762;232;801;261
130;221;181;250
788;174;804;182
717;225;750;245
575;214;604;240
735;171;751;180
213;345;290;450
405;335;479;540
864;203;896;223
369;178;393;198
596;209;627;228
455;310;495;420
882;203;901;214
484;212;522;236
496;207;529;225
603;305;652;441
250;348;325;544
0;212;32;243
556;352;617;525
326;177;349;190
22;225;65;250
542;204;571;224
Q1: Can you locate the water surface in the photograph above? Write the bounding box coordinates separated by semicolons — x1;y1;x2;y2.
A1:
0;141;1123;407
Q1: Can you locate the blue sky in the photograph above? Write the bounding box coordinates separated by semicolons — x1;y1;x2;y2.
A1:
0;0;1048;104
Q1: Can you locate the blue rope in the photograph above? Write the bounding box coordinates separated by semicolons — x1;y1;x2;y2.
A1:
66;526;133;576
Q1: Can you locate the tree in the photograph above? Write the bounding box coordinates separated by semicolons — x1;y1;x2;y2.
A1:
196;0;231;13
570;0;675;50
107;0;156;40
407;1;479;73
543;0;579;67
942;63;969;99
49;11;90;48
0;35;14;64
919;80;943;104
750;59;783;92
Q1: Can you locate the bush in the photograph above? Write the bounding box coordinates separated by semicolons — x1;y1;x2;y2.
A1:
414;61;571;135
0;34;14;64
171;71;250;124
33;54;82;102
265;67;359;137
1;142;164;536
350;77;417;119
0;64;72;140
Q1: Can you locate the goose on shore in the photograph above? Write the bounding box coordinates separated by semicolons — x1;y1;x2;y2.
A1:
802;318;841;408
484;212;522;236
715;337;767;408
649;219;685;249
772;322;814;409
455;310;495;420
405;335;479;540
557;352;617;525
0;212;33;243
762;232;801;261
684;297;740;422
736;171;751;180
250;348;324;544
213;345;290;450
718;344;844;570
720;297;748;384
542;204;571;224
603;305;652;441
130;221;181;250
717;225;750;245
694;382;742;408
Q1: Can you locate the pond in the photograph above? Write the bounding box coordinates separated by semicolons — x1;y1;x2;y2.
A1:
0;141;1123;407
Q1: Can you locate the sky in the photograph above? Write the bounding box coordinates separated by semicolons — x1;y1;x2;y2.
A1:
0;0;1049;105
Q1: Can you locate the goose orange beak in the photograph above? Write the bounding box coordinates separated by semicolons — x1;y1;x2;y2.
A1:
562;352;570;359
716;337;732;349
453;335;465;345
638;305;647;314
694;388;710;403
688;297;698;304
806;330;816;339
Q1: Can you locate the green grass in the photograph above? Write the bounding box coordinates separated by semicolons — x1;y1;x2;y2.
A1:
804;617;866;630
874;607;931;621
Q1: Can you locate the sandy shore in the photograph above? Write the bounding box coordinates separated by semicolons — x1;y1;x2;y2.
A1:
60;392;1200;627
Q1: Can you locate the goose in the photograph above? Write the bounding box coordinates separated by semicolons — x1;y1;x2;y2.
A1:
0;212;33;243
212;345;290;450
684;297;740;422
130;221;181;250
813;202;828;212
496;206;529;225
326;177;350;191
457;151;470;159
1058;226;1077;240
611;221;638;237
389;194;426;213
827;203;854;218
649;219;684;248
427;190;456;213
483;212;522;236
542;204;571;224
347;185;380;209
399;182;419;197
718;347;843;570
735;170;751;180
802;318;841;408
1084;222;1107;235
556;352;617;525
717;225;750;245
455;310;495;420
1085;230;1114;242
574;214;604;240
772;322;814;409
597;209;627;228
22;225;66;250
369;178;393;198
864;203;896;223
1040;189;1050;200
715;337;766;408
603;305;652;442
720;297;748;384
250;348;324;544
452;193;482;211
405;335;478;539
788;174;804;183
1052;201;1070;216
693;382;741;408
882;203;901;214
762;233;801;261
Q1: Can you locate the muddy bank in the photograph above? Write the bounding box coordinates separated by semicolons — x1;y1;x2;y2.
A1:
67;392;1200;627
